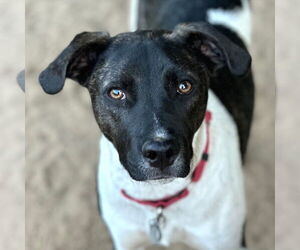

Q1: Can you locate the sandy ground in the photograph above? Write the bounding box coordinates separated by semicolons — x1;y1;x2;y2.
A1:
25;0;274;249
275;1;300;249
0;1;25;250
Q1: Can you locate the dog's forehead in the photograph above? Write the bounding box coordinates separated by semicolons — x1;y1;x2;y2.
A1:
112;30;170;43
93;31;202;88
107;32;169;60
98;33;178;76
103;31;197;70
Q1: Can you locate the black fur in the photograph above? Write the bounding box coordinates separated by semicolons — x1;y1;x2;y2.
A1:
39;24;251;181
39;32;110;94
40;2;253;180
209;25;254;157
241;220;247;247
138;0;254;157
39;1;253;247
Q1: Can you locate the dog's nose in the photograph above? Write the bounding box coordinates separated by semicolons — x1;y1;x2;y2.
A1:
142;140;179;169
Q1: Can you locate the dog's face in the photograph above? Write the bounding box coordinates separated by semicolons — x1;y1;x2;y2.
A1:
39;23;251;181
89;32;209;181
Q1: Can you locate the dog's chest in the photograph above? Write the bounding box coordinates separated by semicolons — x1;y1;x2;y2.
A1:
97;91;245;249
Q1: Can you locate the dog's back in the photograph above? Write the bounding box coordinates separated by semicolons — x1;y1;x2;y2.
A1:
132;0;254;157
135;0;249;39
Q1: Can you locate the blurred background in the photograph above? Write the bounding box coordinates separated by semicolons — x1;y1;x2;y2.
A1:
276;1;300;249
0;0;25;250
25;0;274;249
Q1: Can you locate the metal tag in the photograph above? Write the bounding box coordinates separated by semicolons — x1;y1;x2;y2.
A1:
150;220;162;243
149;207;166;244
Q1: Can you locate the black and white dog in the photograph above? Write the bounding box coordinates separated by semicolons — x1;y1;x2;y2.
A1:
39;0;254;249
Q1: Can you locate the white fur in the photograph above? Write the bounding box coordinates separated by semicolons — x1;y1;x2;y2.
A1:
207;0;252;45
97;90;246;250
153;113;170;140
129;0;139;32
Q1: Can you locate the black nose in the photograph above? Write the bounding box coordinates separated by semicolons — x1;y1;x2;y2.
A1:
142;140;179;169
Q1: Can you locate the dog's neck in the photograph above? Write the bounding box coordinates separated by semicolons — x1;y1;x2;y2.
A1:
99;91;223;201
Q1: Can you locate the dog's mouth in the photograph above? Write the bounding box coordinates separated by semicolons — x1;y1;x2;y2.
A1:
131;172;187;182
124;160;191;182
145;173;175;182
145;176;176;184
121;140;193;182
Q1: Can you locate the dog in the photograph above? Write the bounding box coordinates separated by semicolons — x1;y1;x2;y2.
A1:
39;0;254;249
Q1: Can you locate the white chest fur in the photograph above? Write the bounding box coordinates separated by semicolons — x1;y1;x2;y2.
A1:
97;91;246;250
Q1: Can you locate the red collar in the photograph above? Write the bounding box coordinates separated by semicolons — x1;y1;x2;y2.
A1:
121;111;212;209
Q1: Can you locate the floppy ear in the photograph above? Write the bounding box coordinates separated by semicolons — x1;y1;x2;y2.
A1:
39;32;110;94
169;22;251;76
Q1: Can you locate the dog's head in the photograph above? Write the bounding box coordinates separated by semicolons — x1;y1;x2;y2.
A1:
39;23;251;181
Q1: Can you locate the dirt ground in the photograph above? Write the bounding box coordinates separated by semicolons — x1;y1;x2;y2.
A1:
26;0;274;250
275;1;300;249
0;1;25;250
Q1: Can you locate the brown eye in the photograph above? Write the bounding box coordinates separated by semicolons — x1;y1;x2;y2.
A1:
177;81;193;94
109;89;126;100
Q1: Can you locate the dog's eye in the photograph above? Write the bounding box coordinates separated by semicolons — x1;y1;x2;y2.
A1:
177;81;193;95
109;89;126;100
